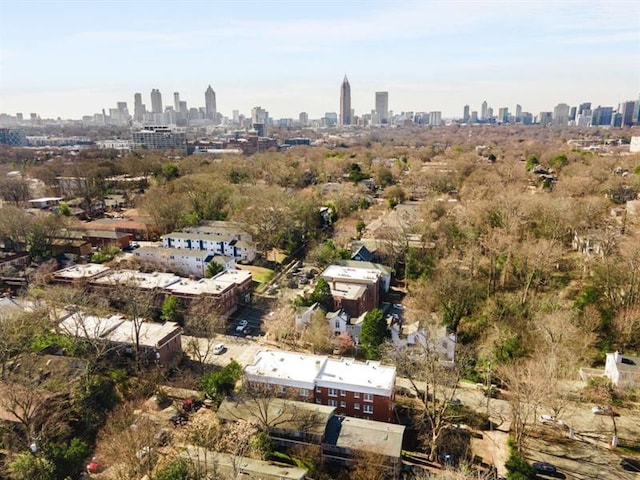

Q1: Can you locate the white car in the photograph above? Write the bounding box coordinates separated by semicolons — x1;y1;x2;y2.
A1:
235;320;249;332
212;343;226;355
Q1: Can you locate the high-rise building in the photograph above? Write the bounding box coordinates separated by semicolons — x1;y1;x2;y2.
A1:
375;92;389;124
481;101;488;121
299;112;309;127
132;126;187;152
462;105;470;123
204;85;217;122
498;107;509;124
591;106;613;126
578;102;592;116
553;103;570;125
515;104;522;121
150;89;163;114
428;111;441;126
251;106;268;136
538;112;553;125
173;92;181;113
340;76;352;126
134;93;145;122
569;106;577;122
619;101;636;127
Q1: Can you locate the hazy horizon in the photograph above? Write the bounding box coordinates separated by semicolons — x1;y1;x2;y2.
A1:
1;0;638;120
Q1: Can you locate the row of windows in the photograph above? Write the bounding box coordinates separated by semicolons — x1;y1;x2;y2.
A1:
323;398;373;414
323;388;373;402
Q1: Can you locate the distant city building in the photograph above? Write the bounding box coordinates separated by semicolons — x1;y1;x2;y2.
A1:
251;106;268;136
204;85;217;122
375;91;389;124
470;111;478;123
133;93;145;122
173;92;181;112
480;100;488;121
0;128;28;146
592;106;613;126
428;111;442;126
497;107;509;124
569;106;577;122
150;89;163;114
131;126;187;152
578;102;592;116
299;112;309;127
538;111;553;125
515;104;522;122
553;103;570;125
619;100;636;127
340;76;352;126
462;104;470;123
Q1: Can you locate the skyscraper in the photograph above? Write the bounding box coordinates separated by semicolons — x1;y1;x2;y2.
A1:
134;93;145;122
481;101;488;121
553;103;570;125
174;92;181;113
462;104;470;123
150;89;163;114
340;76;352;126
375;92;389;124
204;85;217;122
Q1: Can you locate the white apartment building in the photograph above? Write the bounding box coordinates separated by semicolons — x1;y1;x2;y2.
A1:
162;227;256;262
134;246;235;278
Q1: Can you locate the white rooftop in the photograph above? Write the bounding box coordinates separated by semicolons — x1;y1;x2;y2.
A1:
91;269;181;290
135;246;213;259
59;311;181;348
317;357;396;397
53;264;110;280
321;264;381;283
329;281;366;300
245;349;396;397
28;196;63;203
245;350;328;390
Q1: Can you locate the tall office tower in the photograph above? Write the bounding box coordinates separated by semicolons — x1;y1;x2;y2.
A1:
174;92;181;112
251;106;268;136
498;107;509;124
569;106;577;122
204;85;217;121
487;107;493;120
299;112;309;127
375;91;389;124
515;104;522;121
232;110;240;124
481;101;488;120
150;89;163;114
179;101;187;114
619;101;636;127
470;111;478;123
578;102;591;116
591;106;613;126
134;93;145;122
428;111;442;126
340;76;352;126
462;104;470;123
553;103;570;125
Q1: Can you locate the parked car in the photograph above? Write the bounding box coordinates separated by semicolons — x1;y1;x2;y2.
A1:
592;406;620;417
532;462;557;475
235;320;249;332
212;343;226;355
539;414;556;424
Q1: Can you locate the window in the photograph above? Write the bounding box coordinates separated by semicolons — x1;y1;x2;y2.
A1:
364;393;373;403
335;320;340;328
363;404;373;414
340;401;347;408
315;386;321;393
354;403;360;410
354;392;360;399
315;398;322;404
328;388;337;397
300;389;309;397
328;399;337;407
340;390;346;396
278;385;286;394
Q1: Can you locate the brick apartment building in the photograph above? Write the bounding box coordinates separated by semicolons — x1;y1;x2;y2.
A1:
244;349;396;423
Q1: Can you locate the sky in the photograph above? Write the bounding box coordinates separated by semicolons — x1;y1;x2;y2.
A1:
1;0;639;120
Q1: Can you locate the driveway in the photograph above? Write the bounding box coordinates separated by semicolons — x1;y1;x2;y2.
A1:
182;334;264;368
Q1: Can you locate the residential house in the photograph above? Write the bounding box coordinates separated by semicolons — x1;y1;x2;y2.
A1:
134;246;235;278
244;349;396;423
605;351;640;388
81;229;132;249
58;311;182;366
0;251;29;271
27;197;62;209
350;244;374;262
295;302;321;331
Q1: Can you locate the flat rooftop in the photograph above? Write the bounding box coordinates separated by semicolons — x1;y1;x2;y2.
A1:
217;397;334;437
91;269;181;290
316;357;396;397
321;264;381;283
181;446;307;480
245;350;328;390
59;311;181;348
330;281;366;300
324;415;405;459
163;231;239;242
164;269;251;297
135;246;212;259
53;264;110;280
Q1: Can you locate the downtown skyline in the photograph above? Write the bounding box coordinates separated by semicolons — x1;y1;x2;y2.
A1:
1;0;639;119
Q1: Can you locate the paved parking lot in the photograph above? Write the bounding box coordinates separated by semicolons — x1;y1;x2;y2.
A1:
182;334;264;367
